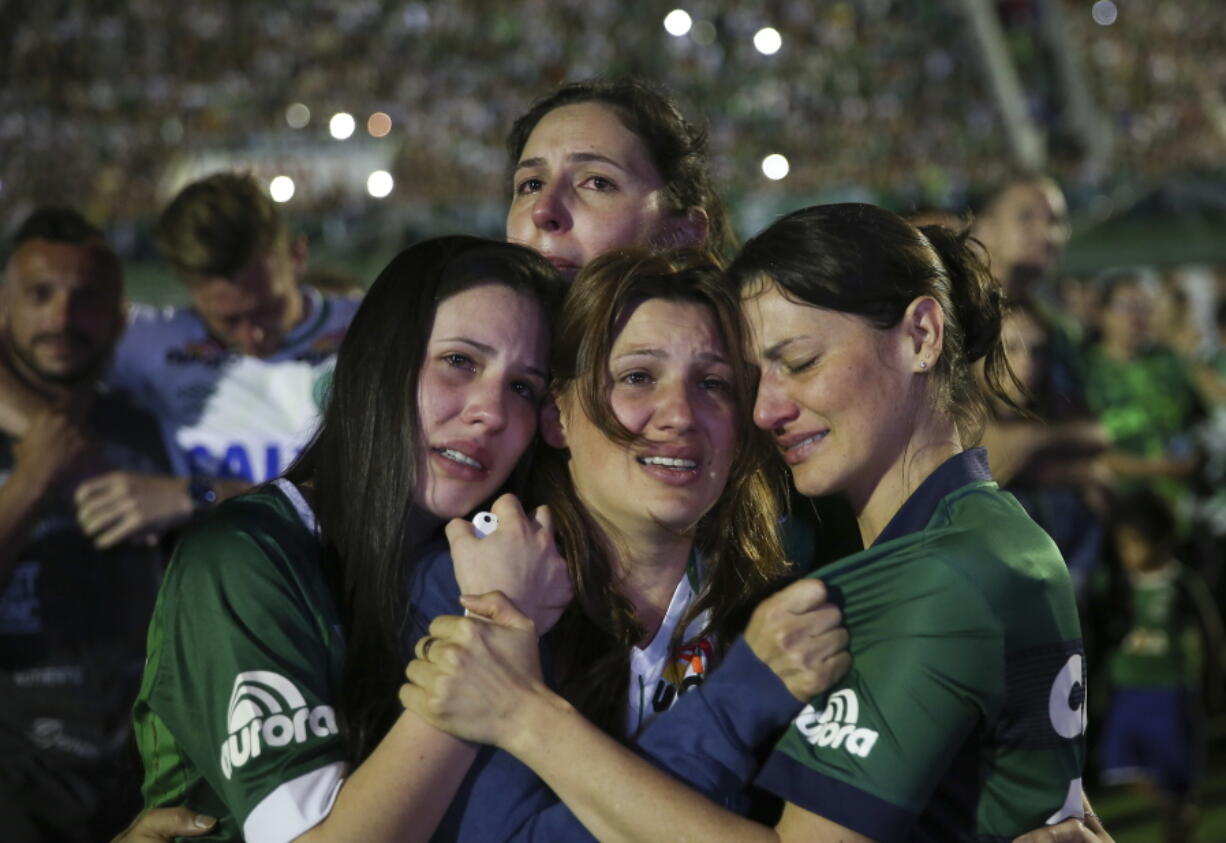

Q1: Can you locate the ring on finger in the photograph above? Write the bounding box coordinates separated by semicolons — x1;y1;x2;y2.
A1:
420;636;437;660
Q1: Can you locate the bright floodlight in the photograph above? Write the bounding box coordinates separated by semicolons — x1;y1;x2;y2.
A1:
329;112;356;140
367;170;394;198
761;154;789;181
754;27;782;55
367;111;392;137
1091;0;1118;25
664;10;692;37
269;176;295;203
285;103;310;129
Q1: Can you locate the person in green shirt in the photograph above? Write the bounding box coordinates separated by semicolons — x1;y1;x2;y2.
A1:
132;236;573;842
1100;488;1223;843
402;202;1095;842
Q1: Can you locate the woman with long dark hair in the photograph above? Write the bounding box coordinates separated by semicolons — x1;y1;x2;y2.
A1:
132;236;570;842
403;204;1099;842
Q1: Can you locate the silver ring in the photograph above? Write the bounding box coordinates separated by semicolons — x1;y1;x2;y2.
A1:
420;636;436;660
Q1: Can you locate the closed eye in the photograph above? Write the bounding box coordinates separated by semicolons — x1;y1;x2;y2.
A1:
783;356;818;375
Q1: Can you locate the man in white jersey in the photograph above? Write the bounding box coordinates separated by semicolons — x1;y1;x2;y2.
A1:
0;174;359;548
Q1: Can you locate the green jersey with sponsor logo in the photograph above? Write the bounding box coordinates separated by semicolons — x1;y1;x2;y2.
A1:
133;481;347;842
757;453;1086;842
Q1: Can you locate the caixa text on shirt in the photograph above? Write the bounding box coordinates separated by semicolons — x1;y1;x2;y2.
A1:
187;443;303;483
220;671;338;779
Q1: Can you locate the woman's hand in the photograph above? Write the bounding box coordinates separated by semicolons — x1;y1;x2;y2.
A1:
401;591;554;748
1012;792;1115;843
110;808;216;842
446;494;572;634
744;578;851;702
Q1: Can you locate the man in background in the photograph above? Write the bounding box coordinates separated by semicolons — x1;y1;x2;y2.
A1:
0;173;360;548
0;208;168;841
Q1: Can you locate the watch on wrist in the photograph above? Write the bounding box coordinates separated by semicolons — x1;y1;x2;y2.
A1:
188;476;219;511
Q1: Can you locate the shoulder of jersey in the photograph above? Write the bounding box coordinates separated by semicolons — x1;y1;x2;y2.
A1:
125;302;206;337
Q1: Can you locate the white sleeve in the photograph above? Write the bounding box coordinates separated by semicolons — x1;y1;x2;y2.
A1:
243;762;347;843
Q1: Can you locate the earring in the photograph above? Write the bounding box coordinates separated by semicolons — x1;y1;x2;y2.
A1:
919;360;928;370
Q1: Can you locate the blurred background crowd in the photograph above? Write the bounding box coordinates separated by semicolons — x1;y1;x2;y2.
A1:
3;1;1226;841
5;0;1226;270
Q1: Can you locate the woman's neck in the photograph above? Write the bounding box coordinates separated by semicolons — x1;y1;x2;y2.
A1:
851;413;963;548
604;523;694;648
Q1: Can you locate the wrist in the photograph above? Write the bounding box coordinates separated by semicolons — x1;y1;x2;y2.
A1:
503;683;573;760
186;474;219;514
8;459;55;501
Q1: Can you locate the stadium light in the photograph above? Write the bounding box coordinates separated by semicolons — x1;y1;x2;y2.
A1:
269;176;295;203
329;112;356;140
761;154;789;181
664;10;692;37
286;103;310;129
754;27;782;55
367;170;394;198
1091;1;1118;26
367;112;392;137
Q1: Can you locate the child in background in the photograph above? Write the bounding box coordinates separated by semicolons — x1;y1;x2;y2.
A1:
1100;488;1224;843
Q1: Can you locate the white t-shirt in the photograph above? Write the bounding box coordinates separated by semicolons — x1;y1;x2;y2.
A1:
625;555;713;737
107;287;360;482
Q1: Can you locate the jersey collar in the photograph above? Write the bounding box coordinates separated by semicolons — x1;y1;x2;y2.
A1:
871;447;992;547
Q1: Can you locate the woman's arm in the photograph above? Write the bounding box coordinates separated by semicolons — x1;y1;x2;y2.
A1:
403;585;861;843
292;713;477;843
138;511;481;843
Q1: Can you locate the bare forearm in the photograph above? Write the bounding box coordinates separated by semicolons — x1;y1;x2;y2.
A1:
505;691;778;843
0;355;47;437
1103;450;1197;480
212;478;252;502
295;711;478;842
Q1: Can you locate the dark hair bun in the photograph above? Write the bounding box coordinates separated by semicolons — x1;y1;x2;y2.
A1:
920;225;1002;363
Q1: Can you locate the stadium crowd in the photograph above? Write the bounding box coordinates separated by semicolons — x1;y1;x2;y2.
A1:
5;0;1226;228
3;4;1226;843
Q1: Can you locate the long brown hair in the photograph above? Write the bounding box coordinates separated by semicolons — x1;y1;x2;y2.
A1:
537;247;788;736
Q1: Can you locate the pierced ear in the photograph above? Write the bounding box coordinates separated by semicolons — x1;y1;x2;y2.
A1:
903;296;944;371
540;395;568;449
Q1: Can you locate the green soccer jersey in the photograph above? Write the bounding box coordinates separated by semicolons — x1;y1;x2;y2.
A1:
133;480;348;842
1084;346;1199;459
1109;563;1202;689
757;450;1086;842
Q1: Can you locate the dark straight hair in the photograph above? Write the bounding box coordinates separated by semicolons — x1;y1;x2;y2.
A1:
506;78;735;256
286;235;564;764
729;202;1023;443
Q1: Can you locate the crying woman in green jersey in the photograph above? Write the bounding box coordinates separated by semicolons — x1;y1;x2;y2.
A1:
130;236;577;841
403;203;1100;842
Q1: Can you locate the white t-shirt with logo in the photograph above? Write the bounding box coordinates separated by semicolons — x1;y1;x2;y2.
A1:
108;287;359;482
626;556;714;738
